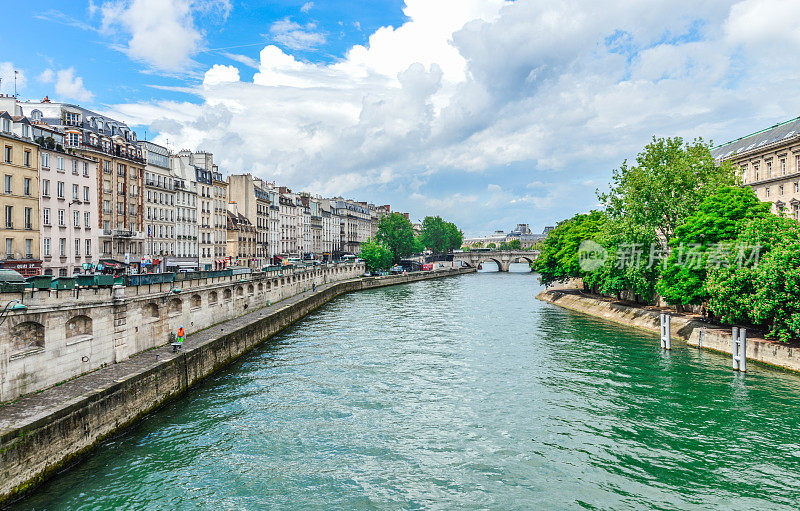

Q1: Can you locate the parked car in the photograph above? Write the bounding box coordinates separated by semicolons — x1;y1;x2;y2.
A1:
389;265;404;275
422;263;434;271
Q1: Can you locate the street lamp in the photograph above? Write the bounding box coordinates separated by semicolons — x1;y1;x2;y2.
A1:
0;300;28;326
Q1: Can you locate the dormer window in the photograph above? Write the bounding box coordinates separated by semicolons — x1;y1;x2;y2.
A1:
31;110;42;122
1;119;9;132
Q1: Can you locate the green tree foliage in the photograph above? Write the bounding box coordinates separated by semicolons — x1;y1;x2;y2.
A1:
707;216;800;342
359;238;393;273
599;137;737;246
487;243;496;249
532;211;604;286
412;236;425;254
375;213;415;264
420;216;463;253
657;186;770;306
582;220;662;303
507;239;522;250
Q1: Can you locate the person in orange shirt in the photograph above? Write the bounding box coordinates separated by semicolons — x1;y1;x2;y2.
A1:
173;326;185;352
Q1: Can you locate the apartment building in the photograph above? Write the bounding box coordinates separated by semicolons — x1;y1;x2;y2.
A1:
226;205;258;267
228;174;270;267
12;97;145;271
0;111;40;276
212;172;228;267
169;153;199;271
35;123;99;276
140;141;175;272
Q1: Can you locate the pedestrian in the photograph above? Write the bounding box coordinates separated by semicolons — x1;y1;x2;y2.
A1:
176;325;185;351
312;283;316;292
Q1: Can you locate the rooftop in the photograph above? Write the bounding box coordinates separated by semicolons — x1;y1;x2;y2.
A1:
712;116;800;160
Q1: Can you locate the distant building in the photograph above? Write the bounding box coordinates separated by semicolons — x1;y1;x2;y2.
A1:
463;224;549;248
712;116;800;219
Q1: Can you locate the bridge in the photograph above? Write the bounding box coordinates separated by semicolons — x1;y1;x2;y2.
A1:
407;250;538;272
455;250;538;272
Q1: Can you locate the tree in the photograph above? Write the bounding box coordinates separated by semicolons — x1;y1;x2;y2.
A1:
420;216;463;253
472;242;484;248
599;137;737;247
507;239;522;250
487;243;496;249
707;215;800;342
531;211;605;286
375;213;415;264
412;236;425;254
359;238;393;273
657;186;770;306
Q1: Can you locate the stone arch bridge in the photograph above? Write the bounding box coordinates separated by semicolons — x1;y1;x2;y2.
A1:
455;250;538;272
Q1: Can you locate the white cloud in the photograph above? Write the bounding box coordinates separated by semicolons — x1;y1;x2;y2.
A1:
98;0;231;71
300;2;313;13
108;0;800;233
203;64;239;86
0;63;25;95
269;18;326;50
48;68;95;102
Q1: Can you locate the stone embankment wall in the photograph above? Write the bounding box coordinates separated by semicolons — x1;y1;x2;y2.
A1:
537;288;800;373
0;264;363;403
0;267;474;505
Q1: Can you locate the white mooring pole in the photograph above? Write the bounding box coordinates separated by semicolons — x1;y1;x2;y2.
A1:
660;313;671;350
732;327;747;372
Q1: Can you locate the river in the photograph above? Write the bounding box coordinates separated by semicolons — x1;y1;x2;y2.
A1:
11;271;800;510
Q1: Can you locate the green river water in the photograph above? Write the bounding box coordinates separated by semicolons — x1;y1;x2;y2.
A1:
10;270;800;510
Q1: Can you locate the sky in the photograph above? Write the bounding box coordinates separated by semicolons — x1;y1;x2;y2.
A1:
2;0;800;237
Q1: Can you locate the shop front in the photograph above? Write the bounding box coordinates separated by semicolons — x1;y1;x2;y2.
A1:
0;259;42;277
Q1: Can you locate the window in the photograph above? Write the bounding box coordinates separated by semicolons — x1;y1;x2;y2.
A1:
780;184;785;195
75;239;80;257
85;239;91;256
766;187;771;197
57;181;64;199
57;156;64;171
23;150;30;167
41;152;49;168
65;112;80;126
4;146;11;163
103;200;111;214
755;164;760;180
103;160;111;174
58;209;65;226
31;110;42;122
782;159;787;175
43;208;50;226
22;125;29;138
24;208;32;229
3;175;10;193
72;160;79;174
4;205;12;228
117;163;125;177
103;180;111;194
68;132;80;147
23;178;30;196
42;179;49;196
767;161;773;177
83;162;89;176
72;184;79;200
796;182;799;193
43;237;51;256
83;186;90;202
59;238;66;257
73;210;80;227
5;238;11;256
25;239;32;258
1;119;8;132
117;202;125;214
84;212;90;227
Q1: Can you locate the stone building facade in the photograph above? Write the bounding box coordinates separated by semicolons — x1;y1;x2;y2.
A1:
712;116;800;219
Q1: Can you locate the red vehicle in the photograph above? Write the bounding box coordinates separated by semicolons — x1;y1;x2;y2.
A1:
422;263;434;271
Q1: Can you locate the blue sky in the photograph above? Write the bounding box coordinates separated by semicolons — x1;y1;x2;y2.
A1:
2;0;799;236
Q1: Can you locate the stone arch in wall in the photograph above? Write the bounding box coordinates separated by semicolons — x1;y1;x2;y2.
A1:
258;283;263;292
66;315;93;342
248;284;254;294
11;321;45;351
168;297;182;315
236;286;244;296
191;294;202;309
143;302;159;319
224;288;232;300
209;290;218;304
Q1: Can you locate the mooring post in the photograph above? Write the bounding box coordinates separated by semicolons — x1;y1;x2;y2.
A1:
732;327;740;371
739;327;747;372
660;313;665;348
665;314;671;350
